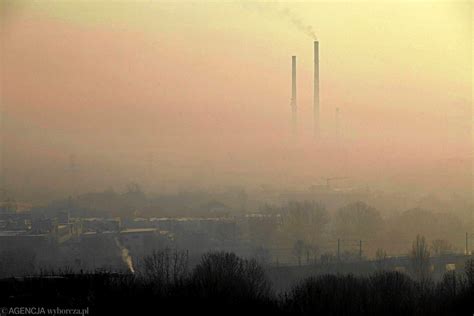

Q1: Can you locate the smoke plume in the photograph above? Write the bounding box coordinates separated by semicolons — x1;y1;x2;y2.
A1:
241;1;317;40
115;238;135;274
278;7;317;40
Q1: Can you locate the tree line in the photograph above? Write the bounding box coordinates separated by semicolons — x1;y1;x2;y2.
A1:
1;250;473;316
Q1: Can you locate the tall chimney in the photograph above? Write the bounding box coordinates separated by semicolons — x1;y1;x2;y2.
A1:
291;55;297;136
313;41;320;138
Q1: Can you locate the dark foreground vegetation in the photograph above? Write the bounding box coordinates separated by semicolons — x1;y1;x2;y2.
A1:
0;252;473;316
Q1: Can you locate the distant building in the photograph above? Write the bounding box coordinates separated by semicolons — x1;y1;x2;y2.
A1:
119;228;171;257
82;217;121;232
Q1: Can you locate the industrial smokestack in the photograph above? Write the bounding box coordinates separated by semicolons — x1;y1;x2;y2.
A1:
313;41;320;138
291;55;297;136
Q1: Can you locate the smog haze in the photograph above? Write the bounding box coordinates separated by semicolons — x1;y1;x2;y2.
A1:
1;1;472;201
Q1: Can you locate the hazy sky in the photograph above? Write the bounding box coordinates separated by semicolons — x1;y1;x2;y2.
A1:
0;1;472;199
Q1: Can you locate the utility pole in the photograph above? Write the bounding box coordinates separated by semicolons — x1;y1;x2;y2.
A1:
337;239;340;261
466;232;469;255
313;41;320;138
291;56;297;137
359;240;362;260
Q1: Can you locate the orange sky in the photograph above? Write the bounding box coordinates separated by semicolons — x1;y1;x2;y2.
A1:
0;1;472;199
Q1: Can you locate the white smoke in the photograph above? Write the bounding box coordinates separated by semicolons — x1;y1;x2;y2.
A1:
115;238;135;274
240;1;318;40
278;7;317;40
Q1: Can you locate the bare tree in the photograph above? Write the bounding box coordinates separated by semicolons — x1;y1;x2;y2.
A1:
334;201;382;240
281;201;328;245
140;248;189;287
305;244;319;264
293;240;305;266
465;258;474;286
430;239;454;256
375;248;387;271
410;235;431;282
291;240;319;265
